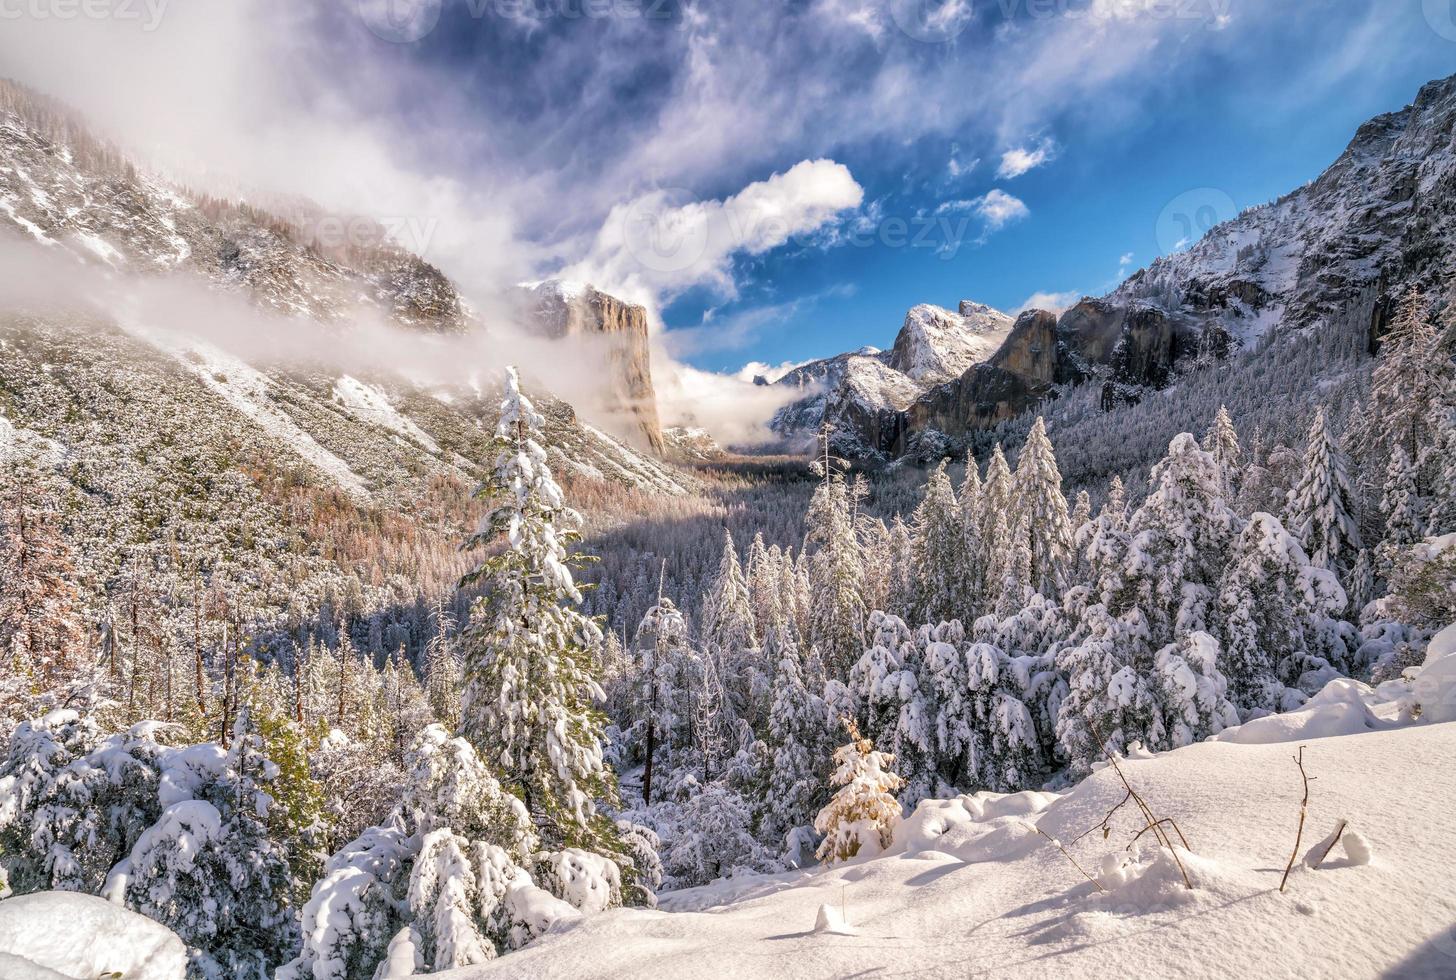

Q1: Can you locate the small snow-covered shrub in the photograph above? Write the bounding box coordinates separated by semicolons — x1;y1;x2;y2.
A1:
814;721;904;864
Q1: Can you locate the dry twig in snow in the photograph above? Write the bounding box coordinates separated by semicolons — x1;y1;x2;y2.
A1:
1280;745;1314;893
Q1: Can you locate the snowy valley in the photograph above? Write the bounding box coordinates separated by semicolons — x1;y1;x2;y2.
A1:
1;26;1456;980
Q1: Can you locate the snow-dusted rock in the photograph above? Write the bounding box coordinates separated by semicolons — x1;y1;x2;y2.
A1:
885;302;1013;383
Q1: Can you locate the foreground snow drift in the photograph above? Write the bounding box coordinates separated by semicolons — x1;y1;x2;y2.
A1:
451;719;1456;979
0;891;187;979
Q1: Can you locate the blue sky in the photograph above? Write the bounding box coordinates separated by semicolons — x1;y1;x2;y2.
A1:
5;0;1454;390
333;0;1456;375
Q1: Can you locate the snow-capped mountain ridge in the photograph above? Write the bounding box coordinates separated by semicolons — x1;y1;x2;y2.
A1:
778;71;1456;460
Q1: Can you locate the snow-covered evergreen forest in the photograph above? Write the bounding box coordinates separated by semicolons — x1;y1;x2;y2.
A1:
3;277;1455;976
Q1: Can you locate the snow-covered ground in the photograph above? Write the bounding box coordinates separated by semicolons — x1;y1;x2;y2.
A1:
0;892;188;979
454;700;1456;979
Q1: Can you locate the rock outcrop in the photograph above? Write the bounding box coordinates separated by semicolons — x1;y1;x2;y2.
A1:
519;280;665;455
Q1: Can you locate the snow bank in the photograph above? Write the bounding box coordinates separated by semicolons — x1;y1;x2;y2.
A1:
445;721;1456;980
1412;622;1456;723
890;790;1053;861
1214;678;1387;743
0;891;187;979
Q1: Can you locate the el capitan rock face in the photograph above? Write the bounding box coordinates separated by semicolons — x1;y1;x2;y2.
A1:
519;280;665;455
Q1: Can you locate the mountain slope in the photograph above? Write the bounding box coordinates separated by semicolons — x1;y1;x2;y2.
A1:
0;82;696;655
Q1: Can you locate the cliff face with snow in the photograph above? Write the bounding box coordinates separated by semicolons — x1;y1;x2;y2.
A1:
776;72;1456;461
517;280;665;455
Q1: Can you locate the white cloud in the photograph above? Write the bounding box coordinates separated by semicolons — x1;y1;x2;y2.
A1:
1015;290;1081;315
654;362;805;446
996;138;1058;179
558;159;863;312
946;143;979;181
973;189;1031;230
732;359;810;384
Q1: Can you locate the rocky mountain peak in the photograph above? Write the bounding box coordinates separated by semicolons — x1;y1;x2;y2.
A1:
886;301;1015;383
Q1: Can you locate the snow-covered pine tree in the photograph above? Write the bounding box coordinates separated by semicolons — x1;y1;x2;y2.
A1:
979;443;1013;543
745;533;785;639
397;724;536;854
959;463;987;614
690;647;730;785
1053;604;1163;772
1122;433;1240;647
1366;287;1439;474
814;719;905;864
763;644;832;857
959;455;984;528
1010;417;1074;597
282;725;572;980
804;475;867;675
661;780;767;887
1153;631;1239;748
1286;407;1362;584
701;528;756;657
116;708;296;979
1201;404;1243;499
629;594;695;805
909;461;968;625
1217;512;1344;712
886;514;917;622
0;709;156;896
848;612;931;800
993;514;1033;620
424;599;462;731
1380;446;1425;558
1426;365;1456;533
459;367;617;853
